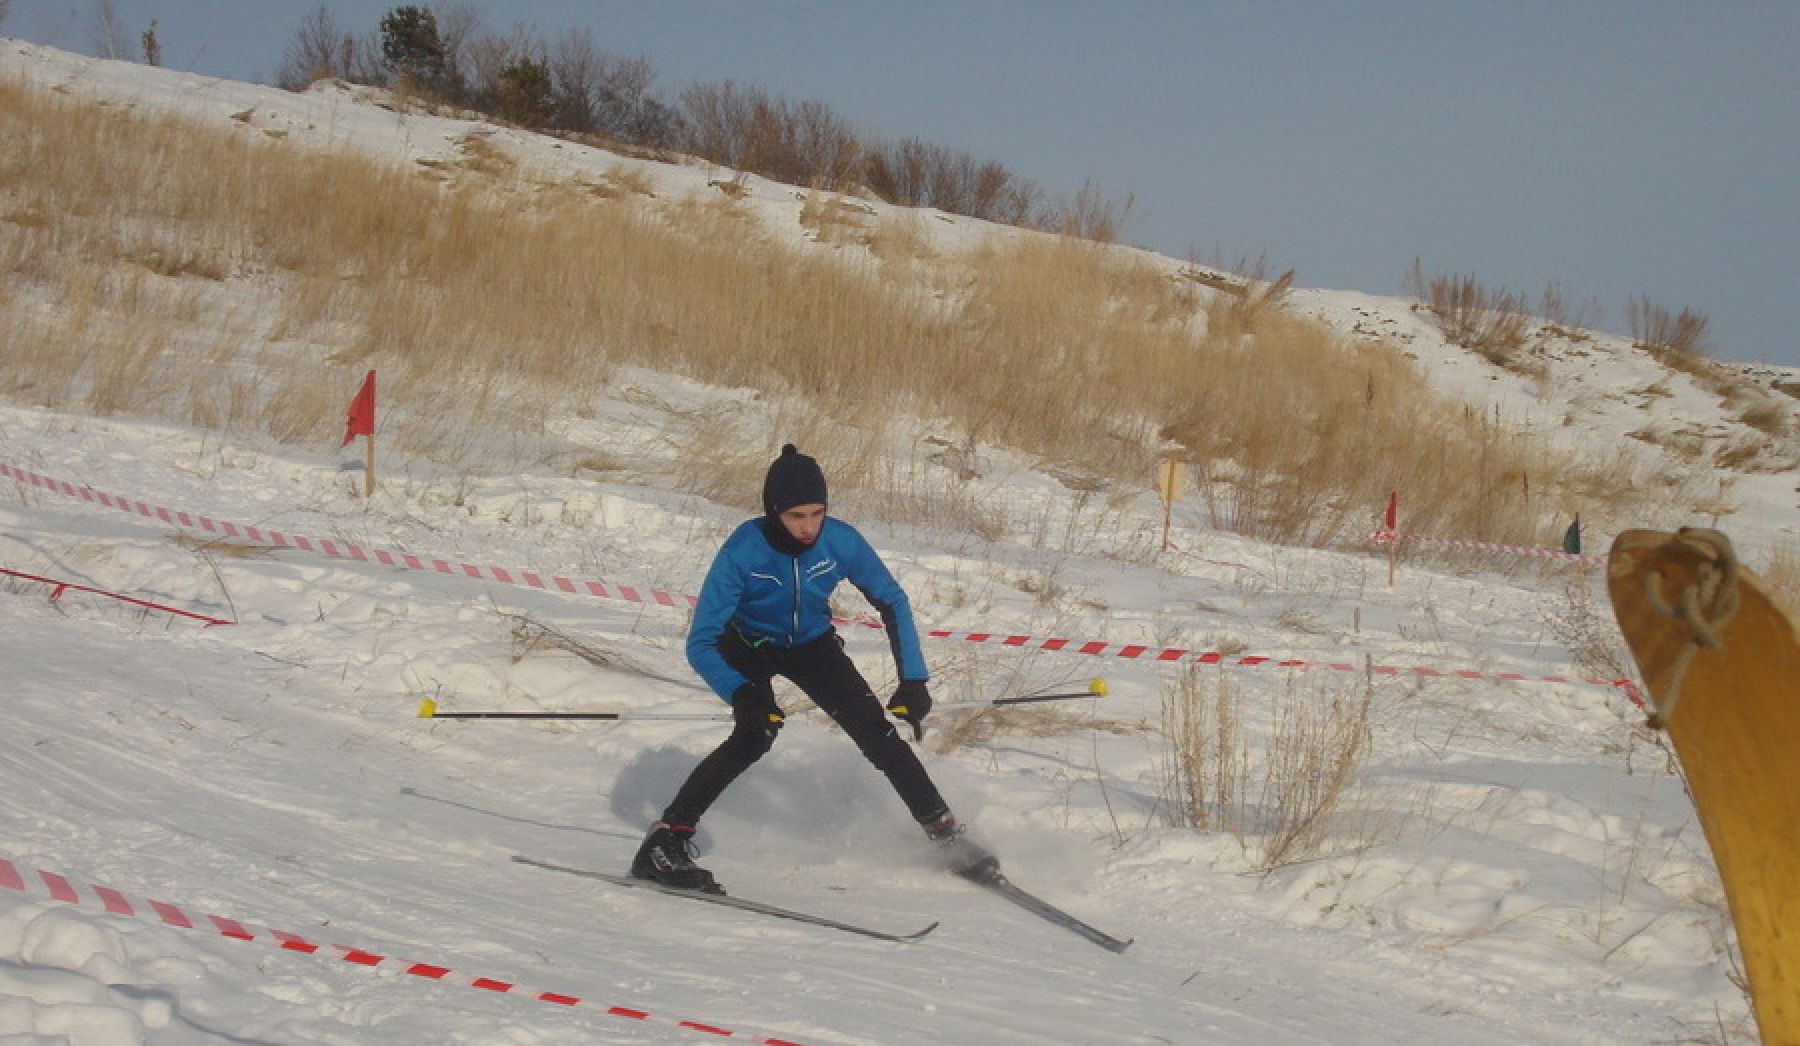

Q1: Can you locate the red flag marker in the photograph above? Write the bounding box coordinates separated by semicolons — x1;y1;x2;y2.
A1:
342;370;376;447
342;370;377;498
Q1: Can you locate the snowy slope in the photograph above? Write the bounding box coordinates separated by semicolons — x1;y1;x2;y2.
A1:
0;399;1745;1046
2;40;1791;1045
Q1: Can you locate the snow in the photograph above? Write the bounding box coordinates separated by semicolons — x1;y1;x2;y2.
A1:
3;39;1795;1045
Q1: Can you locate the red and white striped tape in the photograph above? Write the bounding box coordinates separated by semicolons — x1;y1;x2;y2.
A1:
1368;529;1609;567
0;853;809;1045
1371;528;1798;596
1;463;697;612
2;462;1645;702
919;627;1646;708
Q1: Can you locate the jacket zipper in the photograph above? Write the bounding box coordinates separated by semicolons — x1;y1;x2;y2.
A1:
790;555;802;642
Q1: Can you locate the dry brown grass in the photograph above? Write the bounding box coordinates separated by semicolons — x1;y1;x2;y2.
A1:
1735;399;1792;440
1180;255;1294;328
865;212;935;268
1542;569;1634;683
1161;304;1632;548
1161;665;1377;870
168;533;278;558
798;189;876;245
0;74;1671;546
1161;664;1248;835
1405;262;1532;368
574;163;657;201
1258;675;1374;869
1627;295;1712;360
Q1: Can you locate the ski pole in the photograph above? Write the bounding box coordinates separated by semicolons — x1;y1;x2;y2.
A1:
417;698;729;722
420;677;1107;722
933;677;1109;711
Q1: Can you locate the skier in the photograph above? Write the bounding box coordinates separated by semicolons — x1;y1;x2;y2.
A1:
631;444;993;894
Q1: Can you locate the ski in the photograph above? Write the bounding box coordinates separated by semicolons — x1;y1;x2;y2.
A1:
961;866;1133;953
512;856;939;943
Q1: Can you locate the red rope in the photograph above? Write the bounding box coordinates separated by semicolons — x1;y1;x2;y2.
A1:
0;567;233;626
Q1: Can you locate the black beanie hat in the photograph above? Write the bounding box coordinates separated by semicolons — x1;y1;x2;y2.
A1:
762;444;828;516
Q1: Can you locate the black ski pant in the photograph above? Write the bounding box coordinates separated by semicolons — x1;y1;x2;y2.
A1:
661;629;949;830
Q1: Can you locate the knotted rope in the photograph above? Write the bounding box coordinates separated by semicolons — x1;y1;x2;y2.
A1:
1639;527;1741;728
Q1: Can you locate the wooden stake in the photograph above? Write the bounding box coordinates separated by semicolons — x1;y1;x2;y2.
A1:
1157;454;1181;551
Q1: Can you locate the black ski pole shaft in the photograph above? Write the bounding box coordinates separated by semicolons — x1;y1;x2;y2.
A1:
934;678;1109;711
417;699;728;722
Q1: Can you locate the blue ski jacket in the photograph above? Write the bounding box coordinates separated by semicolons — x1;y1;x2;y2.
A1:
686;517;929;701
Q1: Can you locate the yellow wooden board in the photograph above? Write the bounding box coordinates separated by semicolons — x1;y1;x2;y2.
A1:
1607;528;1798;1044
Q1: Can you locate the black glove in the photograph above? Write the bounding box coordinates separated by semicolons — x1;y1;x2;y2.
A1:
731;680;784;738
886;679;932;741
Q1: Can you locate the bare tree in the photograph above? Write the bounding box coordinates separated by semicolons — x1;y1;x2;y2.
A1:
0;2;13;30
547;27;605;133
462;22;543;113
596;54;672;144
278;4;349;89
927;148;977;213
140;20;161;66
864;136;1044;225
432;2;484;59
1055;181;1133;244
429;1;483;104
679;80;761;170
864;138;931;206
676;80;861;187
89;0;127;60
345;29;386;86
786;99;862;191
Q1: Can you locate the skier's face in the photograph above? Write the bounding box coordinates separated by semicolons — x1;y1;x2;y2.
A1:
779;503;826;546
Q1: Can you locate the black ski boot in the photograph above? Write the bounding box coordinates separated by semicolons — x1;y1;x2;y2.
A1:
630;822;724;894
924;813;999;883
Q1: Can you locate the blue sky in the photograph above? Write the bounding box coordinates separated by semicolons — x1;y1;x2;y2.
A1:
9;1;1798;367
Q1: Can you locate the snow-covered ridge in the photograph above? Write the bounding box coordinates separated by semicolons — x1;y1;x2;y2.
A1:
5;37;1791;554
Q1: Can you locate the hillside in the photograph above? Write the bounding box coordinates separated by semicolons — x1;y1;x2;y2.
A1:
2;40;1795;1045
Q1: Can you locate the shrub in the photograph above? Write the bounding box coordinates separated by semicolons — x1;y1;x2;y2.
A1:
862;136;1046;227
1160;666;1376;870
495;56;553;127
677;81;862;191
1054;181;1132;245
1405;260;1531;366
548;31;673;145
1626;295;1712;359
140;21;162;67
1536;281;1602;332
1542;571;1634;683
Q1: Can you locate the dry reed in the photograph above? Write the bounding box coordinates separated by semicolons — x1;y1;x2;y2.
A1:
0;74;1670;547
1161;665;1376;870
